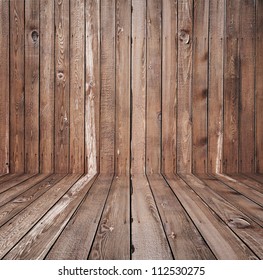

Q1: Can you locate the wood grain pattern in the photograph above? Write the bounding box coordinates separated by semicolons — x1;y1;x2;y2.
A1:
85;0;100;175
0;0;9;174
131;0;146;174
162;0;177;174
208;0;224;174
192;0;209;173
115;0;131;176
177;0;193;173
69;0;85;173
55;0;70;173
10;0;25;173
100;0;115;174
40;0;55;173
146;0;162;174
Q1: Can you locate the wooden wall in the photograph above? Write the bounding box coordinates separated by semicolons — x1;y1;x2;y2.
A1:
0;0;262;175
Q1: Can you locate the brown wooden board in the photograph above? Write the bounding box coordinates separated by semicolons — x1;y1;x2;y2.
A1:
131;0;146;174
89;176;130;260
231;174;263;194
0;0;9;174
40;0;55;173
54;0;70;173
146;0;162;174
161;0;177;174
177;0;193;173
85;0;100;175
131;174;172;259
192;0;209;174
0;173;21;185
207;0;224;174
115;0;131;176
10;0;25;173
46;174;113;259
100;0;115;174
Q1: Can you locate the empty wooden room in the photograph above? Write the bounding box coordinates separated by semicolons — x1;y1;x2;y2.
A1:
0;0;262;260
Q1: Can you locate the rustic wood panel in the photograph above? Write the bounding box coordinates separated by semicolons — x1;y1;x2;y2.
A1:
40;0;55;173
0;0;9;174
161;0;177;174
10;0;25;173
177;0;193;173
54;0;70;173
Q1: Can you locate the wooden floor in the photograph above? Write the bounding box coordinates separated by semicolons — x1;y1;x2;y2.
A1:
0;172;262;260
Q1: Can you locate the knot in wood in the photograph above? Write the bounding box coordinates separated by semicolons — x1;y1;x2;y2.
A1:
31;30;39;43
57;72;64;80
179;30;190;44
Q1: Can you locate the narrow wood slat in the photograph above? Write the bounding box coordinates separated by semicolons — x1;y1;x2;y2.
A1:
148;174;215;259
100;0;115;174
40;0;55;173
208;0;224;174
177;0;193;173
89;176;130;260
131;174;172;259
0;174;81;259
231;174;263;194
146;0;162;174
0;0;9;174
10;0;25;173
85;0;100;175
162;0;177;174
115;0;131;176
131;0;146;174
256;0;263;173
0;173;22;184
4;174;97;260
181;173;263;259
46;174;113;259
165;173;257;259
69;0;85;173
55;0;70;173
223;0;240;173
25;0;40;173
246;173;263;185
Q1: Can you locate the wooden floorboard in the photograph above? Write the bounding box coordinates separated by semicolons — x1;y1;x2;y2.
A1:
0;173;22;184
230;174;263;194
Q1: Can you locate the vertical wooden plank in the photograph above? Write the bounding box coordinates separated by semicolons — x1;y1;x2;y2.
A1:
161;0;177;174
146;0;162;174
192;0;209;174
0;0;9;174
55;0;70;173
131;0;146;174
208;0;224;174
69;0;85;173
10;0;25;173
223;0;240;174
39;0;55;174
100;0;115;174
256;0;263;174
115;0;131;176
85;0;100;175
239;0;255;173
177;0;193;173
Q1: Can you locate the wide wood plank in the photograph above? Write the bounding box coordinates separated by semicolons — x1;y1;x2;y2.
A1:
192;0;209;173
132;174;172;259
89;176;130;259
165;173;257;259
148;174;215;259
146;0;162;174
0;174;81;258
69;0;85;173
115;0;131;176
85;0;100;175
46;174;113;259
131;0;146;174
4;174;97;259
40;0;55;173
10;0;25;173
231;174;263;194
0;0;9;174
162;0;177;174
0;173;22;185
100;0;115;174
54;0;70;173
177;0;193;173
